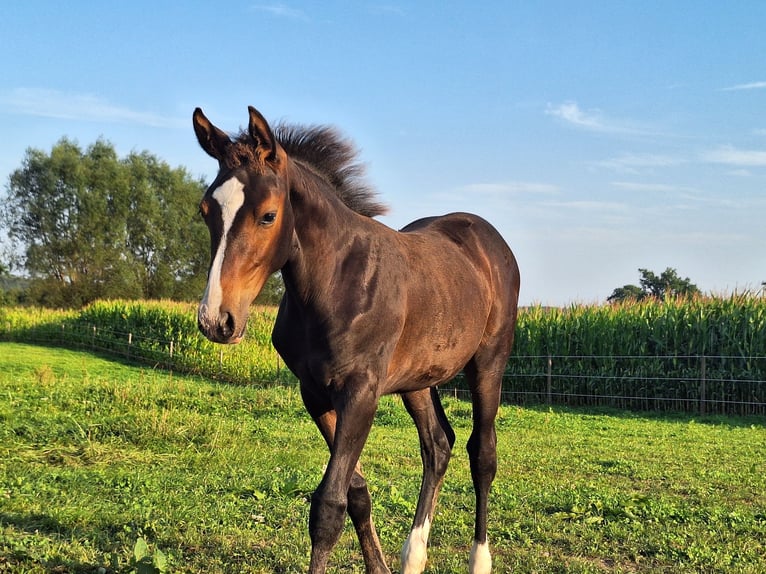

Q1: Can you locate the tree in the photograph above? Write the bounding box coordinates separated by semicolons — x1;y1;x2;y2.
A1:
607;267;700;303
2;138;209;307
255;272;286;306
606;283;645;303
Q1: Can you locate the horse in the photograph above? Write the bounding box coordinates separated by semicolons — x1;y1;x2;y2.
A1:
193;106;520;574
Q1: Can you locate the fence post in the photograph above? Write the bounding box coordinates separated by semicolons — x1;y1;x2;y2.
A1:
547;355;553;405
127;332;132;359
699;355;706;416
91;325;96;349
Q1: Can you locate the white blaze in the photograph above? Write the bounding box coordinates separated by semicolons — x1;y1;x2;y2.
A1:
401;517;431;574
199;178;245;327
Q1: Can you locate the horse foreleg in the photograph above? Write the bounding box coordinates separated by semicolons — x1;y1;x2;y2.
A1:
400;387;455;574
303;383;384;574
348;466;389;573
301;409;388;573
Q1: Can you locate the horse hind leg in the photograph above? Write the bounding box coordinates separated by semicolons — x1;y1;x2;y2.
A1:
464;354;507;574
400;387;456;574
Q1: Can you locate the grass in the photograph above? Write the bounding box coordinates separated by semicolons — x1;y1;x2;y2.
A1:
1;343;765;573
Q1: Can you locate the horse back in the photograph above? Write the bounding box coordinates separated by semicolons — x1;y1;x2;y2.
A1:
399;212;519;305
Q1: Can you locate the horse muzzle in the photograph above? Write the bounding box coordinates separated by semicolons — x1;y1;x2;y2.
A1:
198;304;246;344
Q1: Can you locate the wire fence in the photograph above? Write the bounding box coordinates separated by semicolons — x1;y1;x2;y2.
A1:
4;320;765;417
502;353;766;416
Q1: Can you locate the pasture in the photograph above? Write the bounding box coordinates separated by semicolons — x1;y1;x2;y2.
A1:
1;343;764;573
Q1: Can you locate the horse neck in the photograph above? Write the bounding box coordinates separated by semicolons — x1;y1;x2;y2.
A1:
281;159;369;303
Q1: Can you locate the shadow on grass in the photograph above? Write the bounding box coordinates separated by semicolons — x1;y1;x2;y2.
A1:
0;511;112;573
509;402;765;429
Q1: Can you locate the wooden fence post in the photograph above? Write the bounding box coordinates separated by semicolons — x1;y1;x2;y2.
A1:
699;355;706;416
547;355;553;405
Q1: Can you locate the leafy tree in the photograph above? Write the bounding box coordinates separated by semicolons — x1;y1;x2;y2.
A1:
608;267;700;303
2;138;209;307
606;283;645;303
255;272;286;306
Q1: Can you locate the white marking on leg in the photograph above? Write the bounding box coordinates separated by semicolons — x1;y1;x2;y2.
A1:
469;540;492;574
400;517;430;574
199;178;245;328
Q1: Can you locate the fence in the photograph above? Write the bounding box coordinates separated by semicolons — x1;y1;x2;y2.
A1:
498;354;766;416
4;320;765;417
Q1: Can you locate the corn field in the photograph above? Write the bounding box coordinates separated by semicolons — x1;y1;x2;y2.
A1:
0;300;292;385
502;296;766;415
2;296;765;415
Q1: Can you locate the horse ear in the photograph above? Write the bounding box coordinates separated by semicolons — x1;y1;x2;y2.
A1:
248;106;278;162
193;107;231;160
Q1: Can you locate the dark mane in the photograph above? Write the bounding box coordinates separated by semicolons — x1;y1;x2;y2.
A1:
273;123;388;218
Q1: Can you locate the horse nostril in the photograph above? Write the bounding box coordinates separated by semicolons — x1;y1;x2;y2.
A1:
218;311;236;339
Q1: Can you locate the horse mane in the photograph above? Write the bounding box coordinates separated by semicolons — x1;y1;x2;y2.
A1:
273;123;388;218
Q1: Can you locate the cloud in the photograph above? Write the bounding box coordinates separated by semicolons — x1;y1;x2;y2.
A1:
458;182;560;195
593;153;685;174
702;146;766;167
543;199;627;212
0;88;184;128
546;101;605;131
610;181;697;194
545;101;660;137
250;3;308;20
369;4;406;17
721;81;766;92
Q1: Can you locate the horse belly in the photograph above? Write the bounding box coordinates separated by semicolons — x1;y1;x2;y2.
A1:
383;298;489;393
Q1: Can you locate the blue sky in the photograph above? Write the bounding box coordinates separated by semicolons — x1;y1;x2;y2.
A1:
1;2;765;305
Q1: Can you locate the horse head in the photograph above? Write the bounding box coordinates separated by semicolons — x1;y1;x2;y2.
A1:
193;106;294;344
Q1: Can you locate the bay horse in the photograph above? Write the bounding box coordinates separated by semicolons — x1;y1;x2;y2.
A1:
193;106;520;574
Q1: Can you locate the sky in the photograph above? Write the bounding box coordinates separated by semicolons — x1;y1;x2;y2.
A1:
1;1;765;306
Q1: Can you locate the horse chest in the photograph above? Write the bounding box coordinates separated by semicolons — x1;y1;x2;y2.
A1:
273;303;401;390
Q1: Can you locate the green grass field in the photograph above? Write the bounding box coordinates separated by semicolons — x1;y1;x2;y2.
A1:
1;343;764;573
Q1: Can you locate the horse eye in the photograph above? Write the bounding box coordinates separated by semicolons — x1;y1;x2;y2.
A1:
260;211;277;225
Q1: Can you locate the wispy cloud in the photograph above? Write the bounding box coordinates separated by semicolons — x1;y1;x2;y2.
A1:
250;3;308;20
546;101;605;131
702;145;766;167
369;4;406;17
543;199;627;212
721;81;766;92
610;181;695;193
545;101;662;137
593;153;685;174
0;88;184;128
610;183;706;208
458;182;560;195
426;181;559;207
